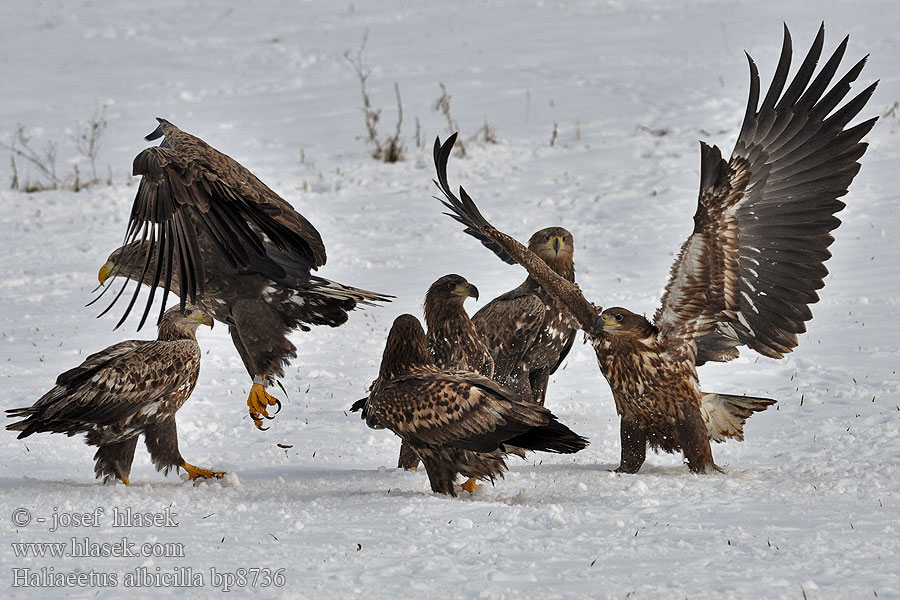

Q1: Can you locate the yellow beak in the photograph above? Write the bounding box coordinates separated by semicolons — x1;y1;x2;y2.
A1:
98;262;113;285
451;282;479;300
190;312;215;327
549;236;564;254
601;314;619;331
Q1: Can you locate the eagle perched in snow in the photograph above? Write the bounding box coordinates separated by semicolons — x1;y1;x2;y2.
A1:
433;24;877;473
360;314;588;496
95;119;390;430
6;305;219;484
396;274;494;472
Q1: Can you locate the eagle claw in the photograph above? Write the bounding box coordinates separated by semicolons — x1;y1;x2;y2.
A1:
248;382;280;430
182;462;225;481
460;477;482;494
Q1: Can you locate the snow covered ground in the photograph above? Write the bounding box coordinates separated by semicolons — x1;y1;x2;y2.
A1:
2;1;899;598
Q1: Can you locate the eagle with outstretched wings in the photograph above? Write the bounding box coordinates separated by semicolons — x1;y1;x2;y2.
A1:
360;314;588;496
7;305;220;484
95;119;391;430
433;24;877;473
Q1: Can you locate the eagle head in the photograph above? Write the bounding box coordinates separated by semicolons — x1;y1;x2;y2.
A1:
99;240;157;286
428;274;479;302
528;227;575;278
594;307;657;339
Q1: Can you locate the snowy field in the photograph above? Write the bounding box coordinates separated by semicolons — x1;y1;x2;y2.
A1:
2;1;899;598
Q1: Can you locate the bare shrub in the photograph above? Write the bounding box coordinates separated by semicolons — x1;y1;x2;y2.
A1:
2;125;61;191
74;105;108;182
3;108;112;192
343;32;404;163
433;82;465;157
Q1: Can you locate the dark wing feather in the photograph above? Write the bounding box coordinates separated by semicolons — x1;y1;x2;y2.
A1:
471;288;546;380
432;135;600;331
107;119;327;328
6;341;197;438
654;24;877;361
433;134;517;265
370;370;551;452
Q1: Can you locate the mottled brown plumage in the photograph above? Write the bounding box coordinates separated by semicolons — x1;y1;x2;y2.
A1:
468;228;579;407
397;274;494;470
425;274;494;377
96;119;390;429
362;314;588;496
433;25;876;473
6;305;218;484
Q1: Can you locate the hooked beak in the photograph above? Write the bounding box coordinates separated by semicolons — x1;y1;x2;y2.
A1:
593;313;617;333
452;282;479;301
549;235;564;255
98;262;113;285
194;312;214;328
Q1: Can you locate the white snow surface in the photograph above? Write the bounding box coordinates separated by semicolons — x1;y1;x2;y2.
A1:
2;1;899;598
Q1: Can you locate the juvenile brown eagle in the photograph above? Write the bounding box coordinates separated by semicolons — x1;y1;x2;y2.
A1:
7;305;218;484
436;165;578;406
96;119;390;430
433;24;877;473
360;314;588;496
396;274;494;472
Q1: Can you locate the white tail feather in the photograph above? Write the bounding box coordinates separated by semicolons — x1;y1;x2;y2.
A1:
701;393;776;442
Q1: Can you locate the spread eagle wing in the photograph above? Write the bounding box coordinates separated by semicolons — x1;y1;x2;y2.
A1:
653;24;877;363
7;341;198;437
370;370;555;453
99;118;327;329
433;134;600;332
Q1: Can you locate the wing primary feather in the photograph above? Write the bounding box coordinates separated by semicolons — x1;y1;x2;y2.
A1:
758;24;793;116
432;134;518;265
773;23;824;115
810;55;869;120
96;224;154;321
112;228;157;329
737;52;762;143
136;223;166;330
158;220;179;325
172;213;194;304
145;124;164;141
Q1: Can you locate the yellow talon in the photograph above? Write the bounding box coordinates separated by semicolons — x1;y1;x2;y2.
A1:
248;383;278;415
409;465;417;472
247;381;281;430
120;476;131;485
460;477;481;494
181;461;225;481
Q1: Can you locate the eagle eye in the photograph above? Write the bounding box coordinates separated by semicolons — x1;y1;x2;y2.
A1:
615;314;624;322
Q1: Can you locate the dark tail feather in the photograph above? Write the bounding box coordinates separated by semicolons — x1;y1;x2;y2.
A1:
6;407;41;439
504;416;589;454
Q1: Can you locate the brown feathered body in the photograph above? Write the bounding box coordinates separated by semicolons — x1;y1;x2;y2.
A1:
364;314;588;496
6;305;212;483
592;308;776;472
397;274;495;470
471;227;578;405
432;25;876;474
